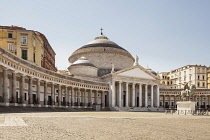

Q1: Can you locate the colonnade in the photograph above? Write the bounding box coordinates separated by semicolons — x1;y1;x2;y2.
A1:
160;94;210;108
1;68;108;108
110;81;160;108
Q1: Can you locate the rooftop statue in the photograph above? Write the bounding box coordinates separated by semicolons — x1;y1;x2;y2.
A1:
111;63;115;73
180;83;196;101
135;55;139;66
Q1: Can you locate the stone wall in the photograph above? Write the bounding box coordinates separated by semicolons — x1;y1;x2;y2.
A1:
69;66;98;77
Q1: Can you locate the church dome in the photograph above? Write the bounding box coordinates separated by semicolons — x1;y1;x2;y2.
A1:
71;57;96;67
80;35;126;51
68;57;98;76
146;67;157;76
68;31;135;76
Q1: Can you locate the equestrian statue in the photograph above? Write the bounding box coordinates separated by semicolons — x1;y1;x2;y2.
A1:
180;83;196;101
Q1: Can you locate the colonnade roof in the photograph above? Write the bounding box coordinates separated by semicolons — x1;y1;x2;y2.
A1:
0;47;108;87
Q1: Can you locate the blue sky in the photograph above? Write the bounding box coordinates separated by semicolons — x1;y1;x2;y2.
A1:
1;0;210;72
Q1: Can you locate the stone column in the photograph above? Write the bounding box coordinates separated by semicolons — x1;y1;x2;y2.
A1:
163;95;165;107
71;87;75;107
151;85;153;107
78;88;81;106
58;85;61;107
145;84;148;107
157;85;160;107
37;79;40;105
109;81;115;107
89;90;93;106
198;95;201;108
205;95;208;109
169;95;171;108
132;83;135;107
51;83;54;105
28;77;33;104
139;83;142;107
44;81;48;105
112;81;116;107
65;86;68;106
126;82;129;107
3;68;9;105
95;90;98;104
20;75;25;104
118;81;122;107
12;72;17;103
84;89;87;107
101;91;105;108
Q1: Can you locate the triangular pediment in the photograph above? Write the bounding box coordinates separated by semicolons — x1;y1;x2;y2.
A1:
115;65;158;80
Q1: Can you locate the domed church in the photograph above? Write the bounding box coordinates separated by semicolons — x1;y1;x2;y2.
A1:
0;28;160;111
68;30;160;110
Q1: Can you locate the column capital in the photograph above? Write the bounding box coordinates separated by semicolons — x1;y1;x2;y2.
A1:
12;71;17;74
20;73;26;77
2;67;8;71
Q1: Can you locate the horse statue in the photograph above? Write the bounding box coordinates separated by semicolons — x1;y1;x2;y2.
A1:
180;83;196;101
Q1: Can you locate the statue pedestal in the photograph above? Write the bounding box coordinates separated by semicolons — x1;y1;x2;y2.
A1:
176;101;196;115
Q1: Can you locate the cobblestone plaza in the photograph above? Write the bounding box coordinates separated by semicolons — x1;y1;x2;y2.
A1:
0;112;210;140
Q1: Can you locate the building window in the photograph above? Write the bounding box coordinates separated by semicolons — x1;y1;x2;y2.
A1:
197;82;200;87
33;52;36;63
198;75;200;80
198;68;200;73
202;68;205;73
41;60;43;67
21;35;28;45
33;38;36;47
8;43;13;51
203;75;205;80
8;32;13;38
203;82;205;87
21;49;28;60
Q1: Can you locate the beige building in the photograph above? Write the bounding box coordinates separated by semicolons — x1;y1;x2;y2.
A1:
0;26;56;71
159;72;173;89
159;65;208;89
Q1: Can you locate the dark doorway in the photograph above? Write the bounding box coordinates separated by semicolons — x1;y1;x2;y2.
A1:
137;97;139;107
33;94;36;104
123;95;126;107
56;96;58;103
105;95;107;107
16;92;18;103
48;96;52;105
165;102;169;108
63;97;65;106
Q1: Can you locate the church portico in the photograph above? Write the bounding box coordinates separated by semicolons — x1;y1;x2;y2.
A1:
109;78;160;109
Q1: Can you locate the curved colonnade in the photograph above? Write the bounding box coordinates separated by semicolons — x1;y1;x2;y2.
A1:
0;47;109;108
160;89;210;108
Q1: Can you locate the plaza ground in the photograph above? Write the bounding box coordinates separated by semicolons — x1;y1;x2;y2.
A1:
0;112;210;140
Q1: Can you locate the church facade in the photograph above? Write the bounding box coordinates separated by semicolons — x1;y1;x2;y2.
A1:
0;31;209;110
0;32;160;110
